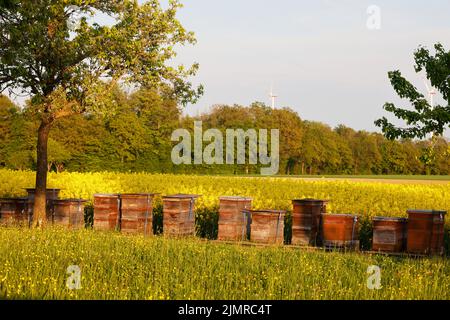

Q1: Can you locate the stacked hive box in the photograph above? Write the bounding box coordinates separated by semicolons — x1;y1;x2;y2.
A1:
407;210;446;255
217;196;252;241
250;210;286;245
163;194;200;237
120;194;157;235
93;194;120;231
53;199;87;229
321;214;360;250
291;199;328;246
0;198;29;226
372;217;407;253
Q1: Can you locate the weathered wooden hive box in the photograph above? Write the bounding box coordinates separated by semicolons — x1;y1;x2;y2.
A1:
407;210;446;255
53;199;87;229
0;198;29;226
321;214;360;250
372;217;407;253
120;193;157;235
217;196;252;241
163;194;200;237
291;198;328;246
250;210;286;245
93;194;120;231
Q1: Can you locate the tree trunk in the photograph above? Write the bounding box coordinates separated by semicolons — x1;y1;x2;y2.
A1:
56;163;64;173
32;120;52;228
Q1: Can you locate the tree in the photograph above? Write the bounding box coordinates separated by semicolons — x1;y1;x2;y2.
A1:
351;131;382;174
375;43;450;139
334;125;355;174
266;107;303;175
31;138;72;172
2;107;36;170
50;113;112;172
0;1;203;227
107;111;149;163
299;121;341;175
0;94;17;166
129;88;181;172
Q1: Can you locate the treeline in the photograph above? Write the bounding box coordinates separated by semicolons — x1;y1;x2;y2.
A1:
0;89;448;175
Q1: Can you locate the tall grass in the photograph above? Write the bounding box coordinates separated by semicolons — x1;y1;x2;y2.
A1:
1;227;449;300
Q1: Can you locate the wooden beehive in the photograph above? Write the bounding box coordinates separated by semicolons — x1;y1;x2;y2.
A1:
52;199;87;229
120;193;157;235
250;210;286;245
372;217;407;253
93;194;120;231
0;198;29;226
291;199;328;246
407;210;446;255
217;196;252;241
321;214;360;250
163;194;200;237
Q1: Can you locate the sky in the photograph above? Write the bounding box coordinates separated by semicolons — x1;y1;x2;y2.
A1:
7;0;450;134
170;0;450;134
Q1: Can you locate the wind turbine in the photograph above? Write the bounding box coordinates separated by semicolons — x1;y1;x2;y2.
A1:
423;77;437;107
269;84;278;109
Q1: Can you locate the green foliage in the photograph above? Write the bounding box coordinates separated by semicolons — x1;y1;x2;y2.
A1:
0;92;449;175
0;0;202;119
375;43;450;139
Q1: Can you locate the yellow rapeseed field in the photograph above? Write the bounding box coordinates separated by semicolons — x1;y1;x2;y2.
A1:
0;169;448;217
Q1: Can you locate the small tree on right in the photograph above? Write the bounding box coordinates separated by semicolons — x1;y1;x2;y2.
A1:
375;43;450;173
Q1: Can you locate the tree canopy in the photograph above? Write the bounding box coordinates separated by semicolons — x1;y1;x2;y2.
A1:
375;43;450;139
1;92;448;176
0;0;203;226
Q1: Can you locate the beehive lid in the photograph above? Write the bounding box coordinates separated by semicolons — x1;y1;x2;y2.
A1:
292;198;329;204
373;216;407;222
322;213;358;218
93;193;120;197
163;194;201;199
0;197;29;201
52;199;88;203
250;209;286;214
219;196;253;201
407;210;447;215
120;193;160;198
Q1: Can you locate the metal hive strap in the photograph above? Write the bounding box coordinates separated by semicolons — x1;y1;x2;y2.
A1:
275;212;281;243
77;200;83;228
188;197;194;221
144;195;150;236
117;196;121;231
351;216;358;247
241;210;248;241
